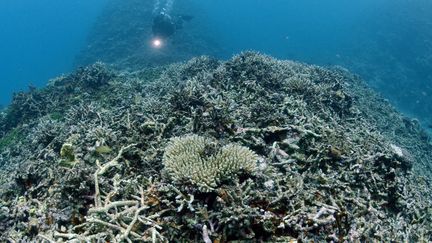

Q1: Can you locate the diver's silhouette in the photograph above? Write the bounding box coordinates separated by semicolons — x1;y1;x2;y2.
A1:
152;12;176;39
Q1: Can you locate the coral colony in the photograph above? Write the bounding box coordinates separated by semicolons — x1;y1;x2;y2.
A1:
0;53;431;242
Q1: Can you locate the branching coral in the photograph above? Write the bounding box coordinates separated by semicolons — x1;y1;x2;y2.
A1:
1;52;432;242
163;135;258;191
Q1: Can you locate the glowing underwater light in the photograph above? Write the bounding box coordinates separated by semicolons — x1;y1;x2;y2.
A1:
152;38;163;48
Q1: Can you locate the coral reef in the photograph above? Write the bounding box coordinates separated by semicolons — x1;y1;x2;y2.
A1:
0;63;115;135
163;135;258;191
334;1;432;130
0;52;431;242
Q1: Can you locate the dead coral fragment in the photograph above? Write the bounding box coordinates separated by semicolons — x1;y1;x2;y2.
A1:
163;135;258;191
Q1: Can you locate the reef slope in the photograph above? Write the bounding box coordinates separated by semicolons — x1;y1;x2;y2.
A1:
0;52;431;242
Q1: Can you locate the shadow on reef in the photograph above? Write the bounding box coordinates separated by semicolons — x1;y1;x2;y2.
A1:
0;52;432;242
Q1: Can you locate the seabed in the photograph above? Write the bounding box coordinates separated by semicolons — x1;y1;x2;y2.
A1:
0;52;431;242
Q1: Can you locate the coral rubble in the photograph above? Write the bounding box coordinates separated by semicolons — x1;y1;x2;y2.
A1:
0;52;431;242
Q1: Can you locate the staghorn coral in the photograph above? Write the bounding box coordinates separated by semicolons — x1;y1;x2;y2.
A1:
0;52;431;242
163;135;258;191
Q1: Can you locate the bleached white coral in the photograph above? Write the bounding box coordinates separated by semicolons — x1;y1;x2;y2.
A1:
390;144;404;157
163;135;258;191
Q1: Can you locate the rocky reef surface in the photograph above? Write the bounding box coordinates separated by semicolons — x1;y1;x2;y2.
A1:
0;52;431;242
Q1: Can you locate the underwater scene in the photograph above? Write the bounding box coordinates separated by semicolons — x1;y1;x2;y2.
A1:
1;0;432;242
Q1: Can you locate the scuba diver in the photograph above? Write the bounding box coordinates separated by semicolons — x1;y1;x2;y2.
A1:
152;12;193;40
151;0;193;47
152;12;176;40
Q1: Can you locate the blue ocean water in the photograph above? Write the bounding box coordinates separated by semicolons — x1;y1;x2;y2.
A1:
0;0;107;106
1;0;431;125
196;0;377;61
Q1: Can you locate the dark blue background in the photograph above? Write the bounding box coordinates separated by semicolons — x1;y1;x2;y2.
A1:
0;0;107;106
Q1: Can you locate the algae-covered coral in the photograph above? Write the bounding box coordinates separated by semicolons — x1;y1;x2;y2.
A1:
0;52;431;242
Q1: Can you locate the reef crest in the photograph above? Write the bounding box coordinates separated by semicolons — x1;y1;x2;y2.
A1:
0;52;431;242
